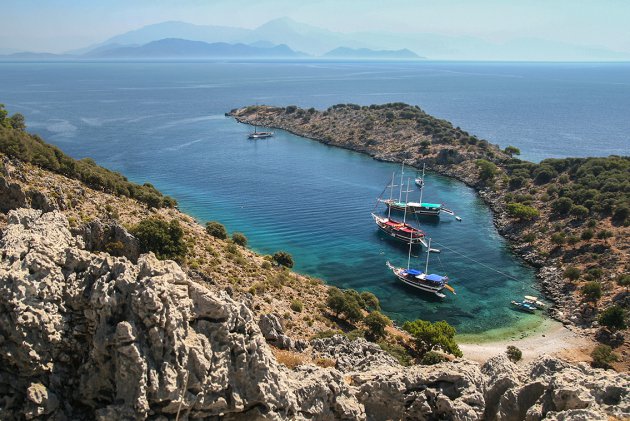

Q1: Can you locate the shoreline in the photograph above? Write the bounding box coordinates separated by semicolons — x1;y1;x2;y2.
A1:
458;318;594;363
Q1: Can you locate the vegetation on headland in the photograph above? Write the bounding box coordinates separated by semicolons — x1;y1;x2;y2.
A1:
230;103;629;369
0;104;176;208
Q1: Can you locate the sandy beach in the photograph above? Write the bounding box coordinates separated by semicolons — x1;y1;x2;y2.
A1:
458;320;594;364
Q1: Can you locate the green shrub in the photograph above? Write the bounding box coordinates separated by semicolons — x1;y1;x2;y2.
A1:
571;205;589;219
598;305;626;330
581;229;594;240
506;345;522;362
504;145;521;157
312;329;342;340
597;230;613;240
326;287;363;323
377;340;412;366
205;221;227;239
290;300;303;313
551;232;566;245
402;319;462;357
232;232;248;247
420;351;448;365
617;274;630;291
272;251;294;268
131;218;187;261
360;291;380;311
612;205;629;224
591;344;619;369
552;197;574;215
563;267;581;282
581;281;602;302
506;202;539;221
475;159;498;181
364;311;392;340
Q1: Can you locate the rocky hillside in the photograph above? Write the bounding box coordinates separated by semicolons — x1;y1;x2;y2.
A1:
230;104;629;366
1;208;629;420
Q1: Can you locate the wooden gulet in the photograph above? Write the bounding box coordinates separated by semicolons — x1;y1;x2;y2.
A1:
387;237;456;298
372;174;428;246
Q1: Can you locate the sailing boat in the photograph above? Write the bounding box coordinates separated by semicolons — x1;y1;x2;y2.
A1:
248;124;274;139
387;238;455;298
372;174;427;246
381;164;461;220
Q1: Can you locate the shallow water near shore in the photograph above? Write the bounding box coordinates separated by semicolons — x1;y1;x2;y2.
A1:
4;60;625;335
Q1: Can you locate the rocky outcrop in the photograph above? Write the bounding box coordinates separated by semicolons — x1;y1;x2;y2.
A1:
259;313;307;351
1;209;628;420
78;218;140;262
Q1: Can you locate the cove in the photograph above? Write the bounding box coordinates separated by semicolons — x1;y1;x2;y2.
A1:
174;119;542;334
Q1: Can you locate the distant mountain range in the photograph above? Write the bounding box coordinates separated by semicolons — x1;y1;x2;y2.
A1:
3;17;629;61
323;47;422;59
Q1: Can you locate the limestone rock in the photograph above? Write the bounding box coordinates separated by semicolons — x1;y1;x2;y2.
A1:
311;335;399;371
0;175;27;212
79;218;140;262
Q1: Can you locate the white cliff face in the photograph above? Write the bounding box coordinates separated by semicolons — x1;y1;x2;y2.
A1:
0;209;628;420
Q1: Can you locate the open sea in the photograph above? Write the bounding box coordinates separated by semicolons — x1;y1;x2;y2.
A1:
1;60;628;335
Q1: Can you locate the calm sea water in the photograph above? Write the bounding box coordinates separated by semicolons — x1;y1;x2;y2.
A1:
1;61;628;333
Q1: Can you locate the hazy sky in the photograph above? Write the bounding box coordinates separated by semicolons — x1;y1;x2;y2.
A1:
1;0;629;53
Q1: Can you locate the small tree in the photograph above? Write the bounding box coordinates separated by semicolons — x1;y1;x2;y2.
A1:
326;287;363;323
232;232;248;247
591;345;619;369
131;218;187;261
581;281;602;302
475;159;498;181
402;319;462;357
563;267;581;282
206;221;227;239
506;202;539;221
360;291;380;311
598;305;626;331
8;113;26;131
506;345;522;362
552;197;574;215
504;145;521;157
364;311;392;341
617;274;630;292
570;205;589;219
272;251;294;268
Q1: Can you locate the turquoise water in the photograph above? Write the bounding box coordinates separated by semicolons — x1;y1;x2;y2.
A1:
2;61;627;333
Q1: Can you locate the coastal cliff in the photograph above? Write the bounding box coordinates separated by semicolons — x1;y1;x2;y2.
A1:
229;104;629;356
1;209;628;420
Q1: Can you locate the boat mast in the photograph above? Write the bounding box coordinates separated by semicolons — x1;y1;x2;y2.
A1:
407;238;413;270
425;237;431;273
398;162;405;202
419;163;425;205
403;178;410;224
387;172;395;220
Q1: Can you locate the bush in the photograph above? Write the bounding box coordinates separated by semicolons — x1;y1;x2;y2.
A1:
131;218;187;261
598;305;626;330
326;287;363;323
504;145;521;157
597;230;613;240
205;221;227;239
290;300;303;313
617;274;630;291
581;229;594;240
533;165;557;184
552;197;574;215
360;291;380;311
506;202;539;221
402;319;462;357
591;344;619;369
551;232;566;245
508;176;526;190
232;232;248;247
612;205;629;224
581;281;602;302
420;351;448;365
475;159;498;181
563;267;581;282
272;251;294;268
364;311;392;340
378;340;412;366
571;205;589;219
506;345;522;362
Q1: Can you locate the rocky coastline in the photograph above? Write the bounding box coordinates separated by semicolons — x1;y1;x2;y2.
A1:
1;207;628;420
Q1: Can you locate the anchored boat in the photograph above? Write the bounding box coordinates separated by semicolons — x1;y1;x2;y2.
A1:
387;238;455;298
510;300;536;314
372;173;427;246
248;125;274;139
379;163;461;220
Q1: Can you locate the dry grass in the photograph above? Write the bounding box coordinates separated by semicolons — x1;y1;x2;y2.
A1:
314;357;336;368
273;349;307;369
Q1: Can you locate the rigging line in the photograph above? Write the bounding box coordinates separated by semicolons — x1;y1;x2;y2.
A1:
372;183;389;213
432;240;525;284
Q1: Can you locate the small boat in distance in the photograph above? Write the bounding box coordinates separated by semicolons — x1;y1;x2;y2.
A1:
387;238;455;298
415;163;425;187
248;125;273;139
510;300;536;314
523;295;546;309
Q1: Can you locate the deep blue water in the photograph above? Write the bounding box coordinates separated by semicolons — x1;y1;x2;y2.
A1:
1;61;628;333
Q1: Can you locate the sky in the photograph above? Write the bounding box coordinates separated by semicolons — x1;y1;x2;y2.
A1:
1;0;629;55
